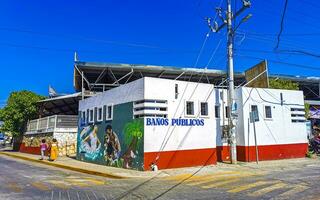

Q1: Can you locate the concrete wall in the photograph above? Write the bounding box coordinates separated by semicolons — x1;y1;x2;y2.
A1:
236;87;308;161
143;77;216;169
78;80;145;170
54;130;77;156
79;78;144;111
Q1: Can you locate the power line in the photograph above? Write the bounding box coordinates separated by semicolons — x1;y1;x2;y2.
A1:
235;54;320;71
0;41;213;56
0;27;205;54
277;49;320;58
0;27;165;50
240;34;319;53
235;48;320;58
238;30;320;37
275;0;289;50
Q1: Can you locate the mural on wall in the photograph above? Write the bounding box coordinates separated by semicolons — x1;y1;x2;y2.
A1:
104;125;122;167
78;125;103;161
122;119;143;168
102;120;143;168
77;102;144;170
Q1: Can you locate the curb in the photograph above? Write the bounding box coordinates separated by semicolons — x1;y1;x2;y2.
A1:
0;152;126;179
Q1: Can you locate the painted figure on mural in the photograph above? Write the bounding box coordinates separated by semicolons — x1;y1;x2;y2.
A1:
79;125;102;160
83;125;101;153
104;125;121;166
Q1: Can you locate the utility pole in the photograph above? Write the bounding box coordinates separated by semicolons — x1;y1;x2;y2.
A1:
207;0;251;164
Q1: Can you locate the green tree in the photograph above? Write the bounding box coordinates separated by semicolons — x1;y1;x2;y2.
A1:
0;91;44;137
123;119;143;149
305;103;310;119
269;78;299;90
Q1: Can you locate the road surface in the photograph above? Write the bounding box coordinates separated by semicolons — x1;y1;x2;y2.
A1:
0;154;319;200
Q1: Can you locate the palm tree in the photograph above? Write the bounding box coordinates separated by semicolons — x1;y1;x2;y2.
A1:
122;119;143;168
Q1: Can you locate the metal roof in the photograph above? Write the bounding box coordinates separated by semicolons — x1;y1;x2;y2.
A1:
38;92;94;117
73;60;320;100
73;61;245;92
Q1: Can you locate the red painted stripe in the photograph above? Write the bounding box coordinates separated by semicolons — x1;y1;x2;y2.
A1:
144;148;217;170
217;143;308;162
19;143;42;155
217;146;231;162
237;143;308;162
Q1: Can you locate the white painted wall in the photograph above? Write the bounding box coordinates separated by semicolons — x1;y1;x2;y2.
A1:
79;77;307;156
79;78;144;111
237;87;307;146
214;89;230;146
143;77;216;153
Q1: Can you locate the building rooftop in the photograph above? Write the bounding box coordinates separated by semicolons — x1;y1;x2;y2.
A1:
73;60;320;100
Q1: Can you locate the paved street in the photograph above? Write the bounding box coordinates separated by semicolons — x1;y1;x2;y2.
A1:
0;154;320;200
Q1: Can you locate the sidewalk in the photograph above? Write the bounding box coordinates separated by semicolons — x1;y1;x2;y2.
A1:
1;150;319;180
0;150;159;179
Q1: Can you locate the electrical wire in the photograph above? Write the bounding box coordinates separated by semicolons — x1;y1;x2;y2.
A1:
153;0;225;162
241;88;279;144
235;54;320;71
0;27;170;50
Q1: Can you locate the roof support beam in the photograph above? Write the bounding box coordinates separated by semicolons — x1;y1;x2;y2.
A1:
125;71;134;84
90;83;121;86
175;72;185;80
112;69;133;84
304;85;319;99
74;64;91;87
90;68;107;90
139;71;144;78
108;68;119;85
158;70;166;78
205;74;210;84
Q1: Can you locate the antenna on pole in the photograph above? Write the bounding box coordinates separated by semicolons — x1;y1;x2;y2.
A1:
206;0;251;164
74;52;79;62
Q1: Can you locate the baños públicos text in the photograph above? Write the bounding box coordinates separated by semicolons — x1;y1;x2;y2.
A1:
146;117;204;126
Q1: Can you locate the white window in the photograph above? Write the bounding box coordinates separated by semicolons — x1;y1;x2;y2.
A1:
106;104;113;120
225;106;230;118
251;105;259;122
97;107;103;122
175;84;179;99
264;105;272;119
89;108;94;123
200;102;208;117
81;111;86;124
215;105;220;118
185;101;195;116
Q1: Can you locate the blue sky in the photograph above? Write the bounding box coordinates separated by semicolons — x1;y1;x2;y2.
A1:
0;0;320;106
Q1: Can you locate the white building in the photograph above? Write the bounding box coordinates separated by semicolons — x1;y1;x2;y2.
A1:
77;77;308;170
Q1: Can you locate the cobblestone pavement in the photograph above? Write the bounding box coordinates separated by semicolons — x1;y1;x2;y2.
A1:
0;154;319;200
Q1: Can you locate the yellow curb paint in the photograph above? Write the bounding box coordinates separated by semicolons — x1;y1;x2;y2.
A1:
183;171;243;183
249;182;287;197
187;173;255;186
66;178;105;186
227;181;274;193
84;179;105;185
46;180;71;190
201;179;241;189
31;182;50;191
0;152;125;179
163;174;193;181
278;184;309;198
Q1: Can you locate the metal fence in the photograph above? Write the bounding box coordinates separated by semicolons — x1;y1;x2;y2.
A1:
26;115;78;133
